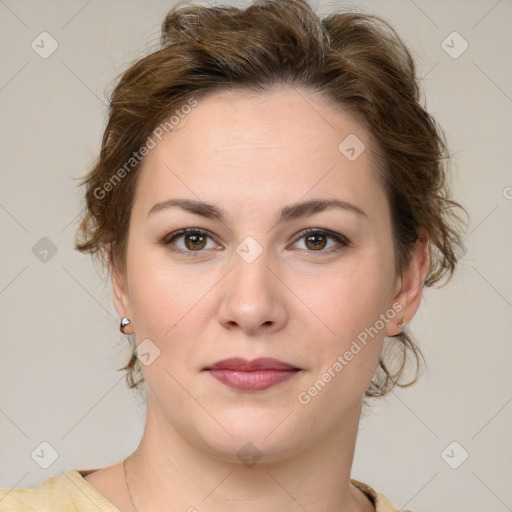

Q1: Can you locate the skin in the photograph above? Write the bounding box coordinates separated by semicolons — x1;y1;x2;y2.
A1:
84;86;429;512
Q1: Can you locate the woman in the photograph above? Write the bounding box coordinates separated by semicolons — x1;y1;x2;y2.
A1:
0;0;466;510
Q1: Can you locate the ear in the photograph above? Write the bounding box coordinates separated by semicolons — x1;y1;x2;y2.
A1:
109;254;133;328
385;229;430;337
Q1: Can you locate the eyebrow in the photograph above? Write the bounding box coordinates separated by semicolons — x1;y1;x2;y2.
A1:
147;198;367;222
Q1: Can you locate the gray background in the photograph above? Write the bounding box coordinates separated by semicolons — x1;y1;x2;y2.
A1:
0;1;511;511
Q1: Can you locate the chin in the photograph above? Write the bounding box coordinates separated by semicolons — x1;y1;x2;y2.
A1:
200;432;305;467
187;410;307;465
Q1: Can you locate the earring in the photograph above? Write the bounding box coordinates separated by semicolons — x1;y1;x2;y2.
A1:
397;318;406;331
120;317;132;334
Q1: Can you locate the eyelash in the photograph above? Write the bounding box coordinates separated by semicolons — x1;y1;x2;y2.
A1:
162;228;350;255
293;229;351;253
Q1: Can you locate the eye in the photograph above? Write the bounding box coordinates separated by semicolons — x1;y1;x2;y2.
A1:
291;228;350;253
163;228;221;253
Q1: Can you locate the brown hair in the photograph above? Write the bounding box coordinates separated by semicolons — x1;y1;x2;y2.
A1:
75;0;467;398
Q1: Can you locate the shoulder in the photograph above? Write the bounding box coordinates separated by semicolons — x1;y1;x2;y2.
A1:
351;478;414;512
0;469;120;512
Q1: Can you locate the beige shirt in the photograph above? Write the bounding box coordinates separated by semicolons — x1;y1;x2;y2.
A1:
0;469;405;511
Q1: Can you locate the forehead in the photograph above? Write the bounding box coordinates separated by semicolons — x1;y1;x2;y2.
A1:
160;86;368;157
133;86;386;222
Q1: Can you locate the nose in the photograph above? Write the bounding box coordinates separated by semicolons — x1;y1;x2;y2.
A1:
217;248;288;335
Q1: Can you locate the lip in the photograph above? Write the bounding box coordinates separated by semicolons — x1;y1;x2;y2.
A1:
207;357;298;371
205;358;301;392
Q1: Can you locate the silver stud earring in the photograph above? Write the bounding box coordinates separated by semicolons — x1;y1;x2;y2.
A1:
397;318;406;331
120;317;132;334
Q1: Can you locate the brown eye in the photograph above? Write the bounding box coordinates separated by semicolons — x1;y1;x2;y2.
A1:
164;228;219;253
293;229;350;253
304;233;327;250
184;233;207;250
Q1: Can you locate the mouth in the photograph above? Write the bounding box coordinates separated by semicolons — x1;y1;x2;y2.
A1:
204;357;301;392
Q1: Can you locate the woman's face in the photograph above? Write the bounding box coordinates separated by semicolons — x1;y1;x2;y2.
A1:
112;87;422;462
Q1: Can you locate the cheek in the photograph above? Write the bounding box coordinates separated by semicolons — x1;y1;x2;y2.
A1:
129;259;213;339
129;244;216;350
126;261;214;394
312;251;395;336
302;248;396;391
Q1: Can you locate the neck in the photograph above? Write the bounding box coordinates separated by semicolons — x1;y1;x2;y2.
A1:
124;397;370;512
